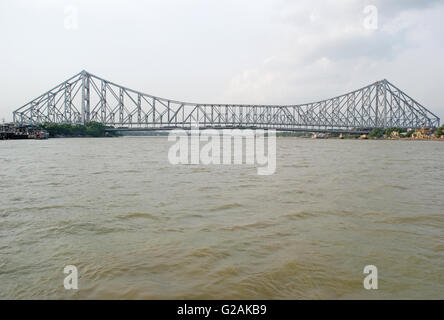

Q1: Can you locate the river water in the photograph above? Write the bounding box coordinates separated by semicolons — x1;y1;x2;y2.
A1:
0;137;443;299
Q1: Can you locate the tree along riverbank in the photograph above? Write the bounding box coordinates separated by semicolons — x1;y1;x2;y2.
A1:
275;125;444;140
36;123;444;140
39;122;120;138
367;126;444;140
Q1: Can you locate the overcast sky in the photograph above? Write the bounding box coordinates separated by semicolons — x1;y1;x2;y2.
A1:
1;0;443;122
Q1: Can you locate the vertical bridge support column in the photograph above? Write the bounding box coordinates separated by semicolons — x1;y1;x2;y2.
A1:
101;80;107;124
64;83;72;123
81;70;90;125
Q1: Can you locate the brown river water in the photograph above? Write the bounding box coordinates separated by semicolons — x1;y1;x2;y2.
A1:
0;137;443;299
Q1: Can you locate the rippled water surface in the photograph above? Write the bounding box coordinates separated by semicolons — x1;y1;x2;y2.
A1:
1;137;443;299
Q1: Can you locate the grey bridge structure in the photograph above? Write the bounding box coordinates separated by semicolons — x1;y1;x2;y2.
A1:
13;70;440;133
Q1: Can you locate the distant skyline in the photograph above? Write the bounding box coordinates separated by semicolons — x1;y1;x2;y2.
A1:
1;0;443;122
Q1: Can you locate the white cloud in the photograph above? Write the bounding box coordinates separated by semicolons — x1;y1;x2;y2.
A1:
220;0;444;119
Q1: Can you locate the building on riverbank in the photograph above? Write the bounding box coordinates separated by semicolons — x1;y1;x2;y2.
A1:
0;123;48;140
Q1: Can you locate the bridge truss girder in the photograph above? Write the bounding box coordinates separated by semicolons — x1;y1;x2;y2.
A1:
13;70;440;131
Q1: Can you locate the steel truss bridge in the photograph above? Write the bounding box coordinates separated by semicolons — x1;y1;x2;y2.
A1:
13;70;440;133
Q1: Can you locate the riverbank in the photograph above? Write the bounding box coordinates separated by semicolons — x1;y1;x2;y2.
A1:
276;126;444;141
39;122;120;138
1;123;49;140
3;123;443;141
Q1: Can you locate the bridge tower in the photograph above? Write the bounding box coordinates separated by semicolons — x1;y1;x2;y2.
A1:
81;70;90;125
